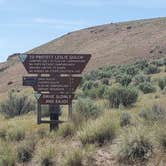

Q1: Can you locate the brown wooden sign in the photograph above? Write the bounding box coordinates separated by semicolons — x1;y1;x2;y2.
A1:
35;93;74;105
19;54;91;74
23;76;81;93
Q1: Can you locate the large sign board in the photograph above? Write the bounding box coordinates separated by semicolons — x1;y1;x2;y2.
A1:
23;76;81;94
20;53;91;127
19;54;91;74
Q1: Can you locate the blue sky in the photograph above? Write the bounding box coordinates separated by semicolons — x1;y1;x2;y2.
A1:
0;0;166;62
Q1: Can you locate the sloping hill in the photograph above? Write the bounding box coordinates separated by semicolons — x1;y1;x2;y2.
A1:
0;17;166;94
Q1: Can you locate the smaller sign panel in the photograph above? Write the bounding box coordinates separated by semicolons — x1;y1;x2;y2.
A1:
23;76;81;93
36;93;74;105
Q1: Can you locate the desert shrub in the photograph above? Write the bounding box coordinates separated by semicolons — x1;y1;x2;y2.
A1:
117;127;153;163
63;149;83;166
133;60;148;70
74;98;100;119
138;82;156;94
17;139;35;163
84;84;109;99
82;81;95;91
101;78;109;85
96;85;109;98
37;146;55;166
107;85;138;108
151;59;165;67
139;104;166;121
0;141;16;166
158;77;166;90
78;115;119;145
83;88;98;99
6;126;25;142
120;112;132;127
144;64;160;74
125;65;139;76
115;74;132;86
132;74;150;86
83;70;100;81
0;92;35;118
57;123;76;138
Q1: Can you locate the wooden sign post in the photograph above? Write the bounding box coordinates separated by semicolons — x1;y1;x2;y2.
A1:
20;54;91;131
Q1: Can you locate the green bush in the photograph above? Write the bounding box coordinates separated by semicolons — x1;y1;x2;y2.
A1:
151;59;165;67
0;92;35;118
120;112;132;127
117;127;153;163
96;85;109;98
101;78;109;85
144;64;160;74
115;74;132;86
83;84;109;99
133;60;148;70
138;82;156;94
107;85;138;108
158;77;166;90
74;98;100;119
82;81;95;91
17;140;35;163
139;104;166;121
132;74;150;86
125;65;139;76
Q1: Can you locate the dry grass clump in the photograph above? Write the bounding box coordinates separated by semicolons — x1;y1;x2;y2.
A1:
0;140;16;166
57;122;76;138
6;126;25;142
119;112;132;127
155;124;166;152
78;112;119;146
139;104;166;121
62;145;95;166
36;126;49;139
35;146;56;166
17;139;36;163
117;126;153;164
63;148;83;166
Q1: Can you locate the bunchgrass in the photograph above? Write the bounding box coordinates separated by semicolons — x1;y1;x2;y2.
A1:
78;112;119;146
0;140;16;166
63;148;83;166
117;126;153;164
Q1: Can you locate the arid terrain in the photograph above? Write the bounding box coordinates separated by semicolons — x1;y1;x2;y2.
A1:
1;17;166;95
1;17;166;166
